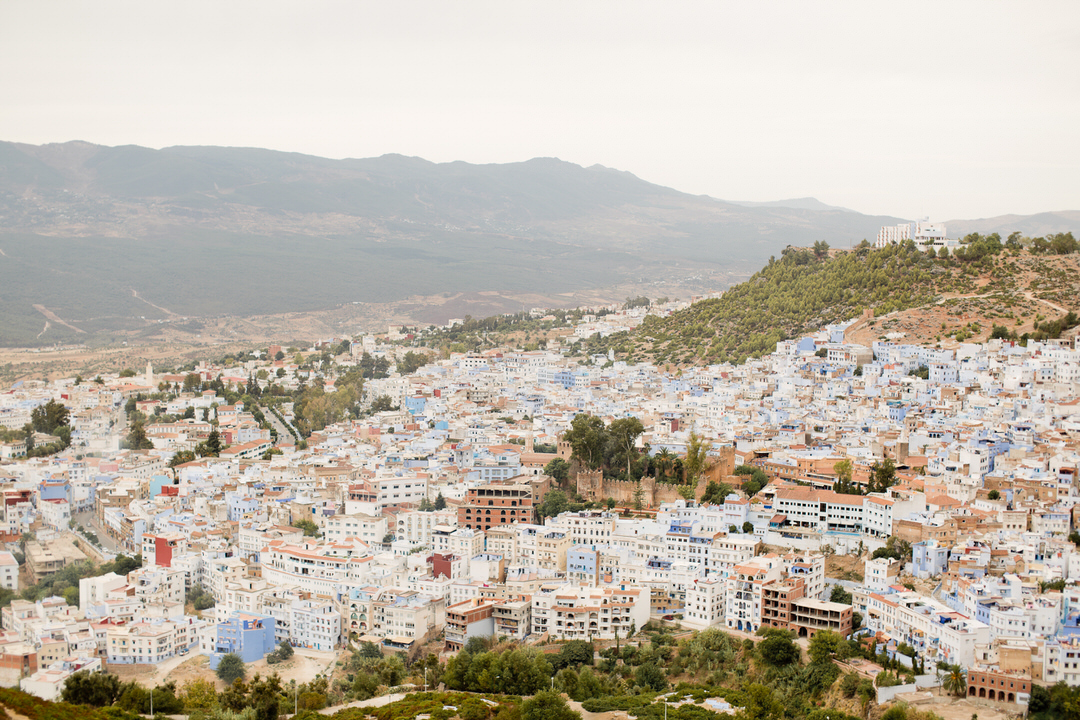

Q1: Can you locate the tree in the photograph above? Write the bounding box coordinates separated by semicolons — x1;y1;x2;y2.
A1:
538;489;569;520
358;640;383;658
293;519;320;537
868;457;897;493
544;457;570;485
169;450;196;468
699;480;732;505
830;586;853;604
180;677;218;712
522;691;581;720
126;420;154;450
216;653;247;684
188;583;216;610
684;432;710;484
758;634;799;666
249;673;283;720
808;630;842;664
553;640;594;670
205;428;224;456
943;664;967;697
988;489;1000;500
434;492;447;510
742;521;754;534
62;670;121;706
370;395;397;413
1029;684;1051;713
742;683;783;720
564;414;606;471
31;399;70;434
398;351;430;375
634;662;667;691
608;417;645;477
219;678;249;712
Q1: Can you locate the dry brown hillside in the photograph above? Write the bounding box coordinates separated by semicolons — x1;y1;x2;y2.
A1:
848;253;1080;348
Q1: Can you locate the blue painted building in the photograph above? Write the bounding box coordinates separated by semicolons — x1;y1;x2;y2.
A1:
567;546;599;584
912;540;949;579
38;478;71;503
208;612;276;668
149;475;172;498
225;492;260;521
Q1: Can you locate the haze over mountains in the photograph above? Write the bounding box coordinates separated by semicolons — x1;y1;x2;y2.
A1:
0;140;1075;347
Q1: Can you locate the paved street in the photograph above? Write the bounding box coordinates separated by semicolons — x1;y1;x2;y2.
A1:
74;510;121;553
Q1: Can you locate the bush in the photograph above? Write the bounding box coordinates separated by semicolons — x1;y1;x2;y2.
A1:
882;705;908;720
758;635;799;666
523;692;582;720
216;653;247;684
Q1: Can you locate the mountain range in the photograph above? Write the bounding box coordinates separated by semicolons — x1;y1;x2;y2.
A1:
0;140;1075;347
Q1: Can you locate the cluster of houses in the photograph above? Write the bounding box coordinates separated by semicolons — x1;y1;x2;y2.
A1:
2;305;1080;707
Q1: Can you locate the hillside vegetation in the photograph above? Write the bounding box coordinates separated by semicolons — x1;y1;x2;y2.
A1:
592;233;1079;366
0;141;921;347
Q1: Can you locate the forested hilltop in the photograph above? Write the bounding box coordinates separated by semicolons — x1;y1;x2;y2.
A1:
587;232;1080;367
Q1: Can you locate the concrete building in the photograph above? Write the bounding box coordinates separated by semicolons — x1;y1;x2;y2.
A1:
458;481;534;532
0;552;19;591
531;584;650;640
209;612;276;668
445;597;497;650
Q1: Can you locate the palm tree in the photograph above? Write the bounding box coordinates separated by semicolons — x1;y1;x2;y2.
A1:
655;448;674;480
942;664;966;697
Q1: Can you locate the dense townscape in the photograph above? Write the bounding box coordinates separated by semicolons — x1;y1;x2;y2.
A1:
3;239;1080;720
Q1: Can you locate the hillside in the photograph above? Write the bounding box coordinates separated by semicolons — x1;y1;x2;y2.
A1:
1;141;1077;348
596;236;1080;366
0;140;902;347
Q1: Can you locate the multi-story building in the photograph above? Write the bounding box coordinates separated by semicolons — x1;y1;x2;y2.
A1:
394;508;456;546
966;667;1031;704
142;533;189;568
492;599;531;642
771;487;893;539
445;598;497;650
0;551;19;591
683;578;726;630
373;590;445;647
209;612;276;668
262;539;374;597
761;576;853;638
547;511;617;546
290;598;340;651
725;556;783;634
130;565;186;606
106;618;202;664
531;584;650;640
536;531;571;572
324;513;389;545
856;588;990;668
458;481;534;532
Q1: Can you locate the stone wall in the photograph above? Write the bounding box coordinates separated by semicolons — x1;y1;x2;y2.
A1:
571;445;738;509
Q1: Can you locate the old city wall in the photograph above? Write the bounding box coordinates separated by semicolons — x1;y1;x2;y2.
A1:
573;445;737;508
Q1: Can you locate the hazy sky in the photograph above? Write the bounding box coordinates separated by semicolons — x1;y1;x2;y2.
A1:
2;1;1078;220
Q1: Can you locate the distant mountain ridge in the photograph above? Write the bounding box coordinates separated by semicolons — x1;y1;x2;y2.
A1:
724;197;857;213
0;140;1074;347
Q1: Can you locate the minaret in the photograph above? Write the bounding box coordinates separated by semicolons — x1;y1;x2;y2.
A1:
145;361;153;386
525;431;534;453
